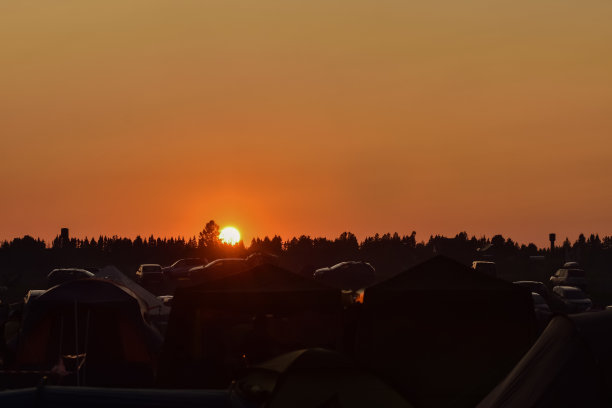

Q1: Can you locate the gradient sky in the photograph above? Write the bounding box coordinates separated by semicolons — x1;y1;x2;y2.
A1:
1;0;612;247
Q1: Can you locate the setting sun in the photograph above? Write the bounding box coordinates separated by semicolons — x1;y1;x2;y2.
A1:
219;226;241;245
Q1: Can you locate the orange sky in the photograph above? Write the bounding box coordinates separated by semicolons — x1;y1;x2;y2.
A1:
1;1;612;247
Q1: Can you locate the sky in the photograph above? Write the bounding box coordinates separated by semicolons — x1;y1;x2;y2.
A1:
1;0;612;247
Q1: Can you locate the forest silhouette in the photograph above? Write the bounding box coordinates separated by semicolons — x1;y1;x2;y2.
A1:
2;220;612;305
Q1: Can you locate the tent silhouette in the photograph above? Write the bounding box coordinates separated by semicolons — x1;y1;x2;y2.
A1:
158;263;343;389
477;310;612;408
236;348;413;408
15;279;162;388
357;255;537;408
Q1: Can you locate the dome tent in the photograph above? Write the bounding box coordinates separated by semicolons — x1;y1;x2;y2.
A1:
358;255;537;408
158;263;343;389
477;310;612;408
236;348;413;408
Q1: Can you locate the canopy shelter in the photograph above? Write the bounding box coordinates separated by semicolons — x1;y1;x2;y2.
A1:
14;279;162;388
158;263;343;389
236;348;413;408
477;310;612;408
358;255;537;408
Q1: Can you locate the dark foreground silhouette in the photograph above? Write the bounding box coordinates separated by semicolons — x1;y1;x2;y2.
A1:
2;240;612;407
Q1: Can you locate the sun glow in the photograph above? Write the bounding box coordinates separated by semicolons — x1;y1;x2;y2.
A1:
219;226;241;245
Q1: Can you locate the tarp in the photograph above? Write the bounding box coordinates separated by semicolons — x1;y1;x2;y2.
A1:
477;310;612;408
94;266;169;316
14;279;163;388
236;348;413;408
358;255;538;408
158;263;343;389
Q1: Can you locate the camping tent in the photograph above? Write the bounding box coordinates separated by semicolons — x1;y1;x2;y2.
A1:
236;348;413;408
94;265;170;334
357;255;537;408
158;263;343;389
15;279;162;387
477;310;612;408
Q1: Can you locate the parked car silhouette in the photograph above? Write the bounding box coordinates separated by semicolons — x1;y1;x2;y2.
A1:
550;268;586;290
531;292;553;330
163;258;206;279
563;261;580;268
187;258;249;283
513;280;569;313
136;264;164;285
552;286;592;313
532;292;551;313
313;261;376;291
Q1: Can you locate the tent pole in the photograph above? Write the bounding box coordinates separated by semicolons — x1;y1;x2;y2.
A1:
74;300;79;386
83;309;90;386
59;315;63;357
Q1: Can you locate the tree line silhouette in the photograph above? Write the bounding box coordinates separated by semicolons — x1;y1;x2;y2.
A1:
2;220;612;302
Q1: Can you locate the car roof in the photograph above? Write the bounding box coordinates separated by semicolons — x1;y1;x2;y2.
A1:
514;281;543;285
140;263;161;267
331;261;372;267
555;286;584;292
205;258;246;266
48;268;94;277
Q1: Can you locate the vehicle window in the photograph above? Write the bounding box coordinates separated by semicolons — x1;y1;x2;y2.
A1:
143;266;161;272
